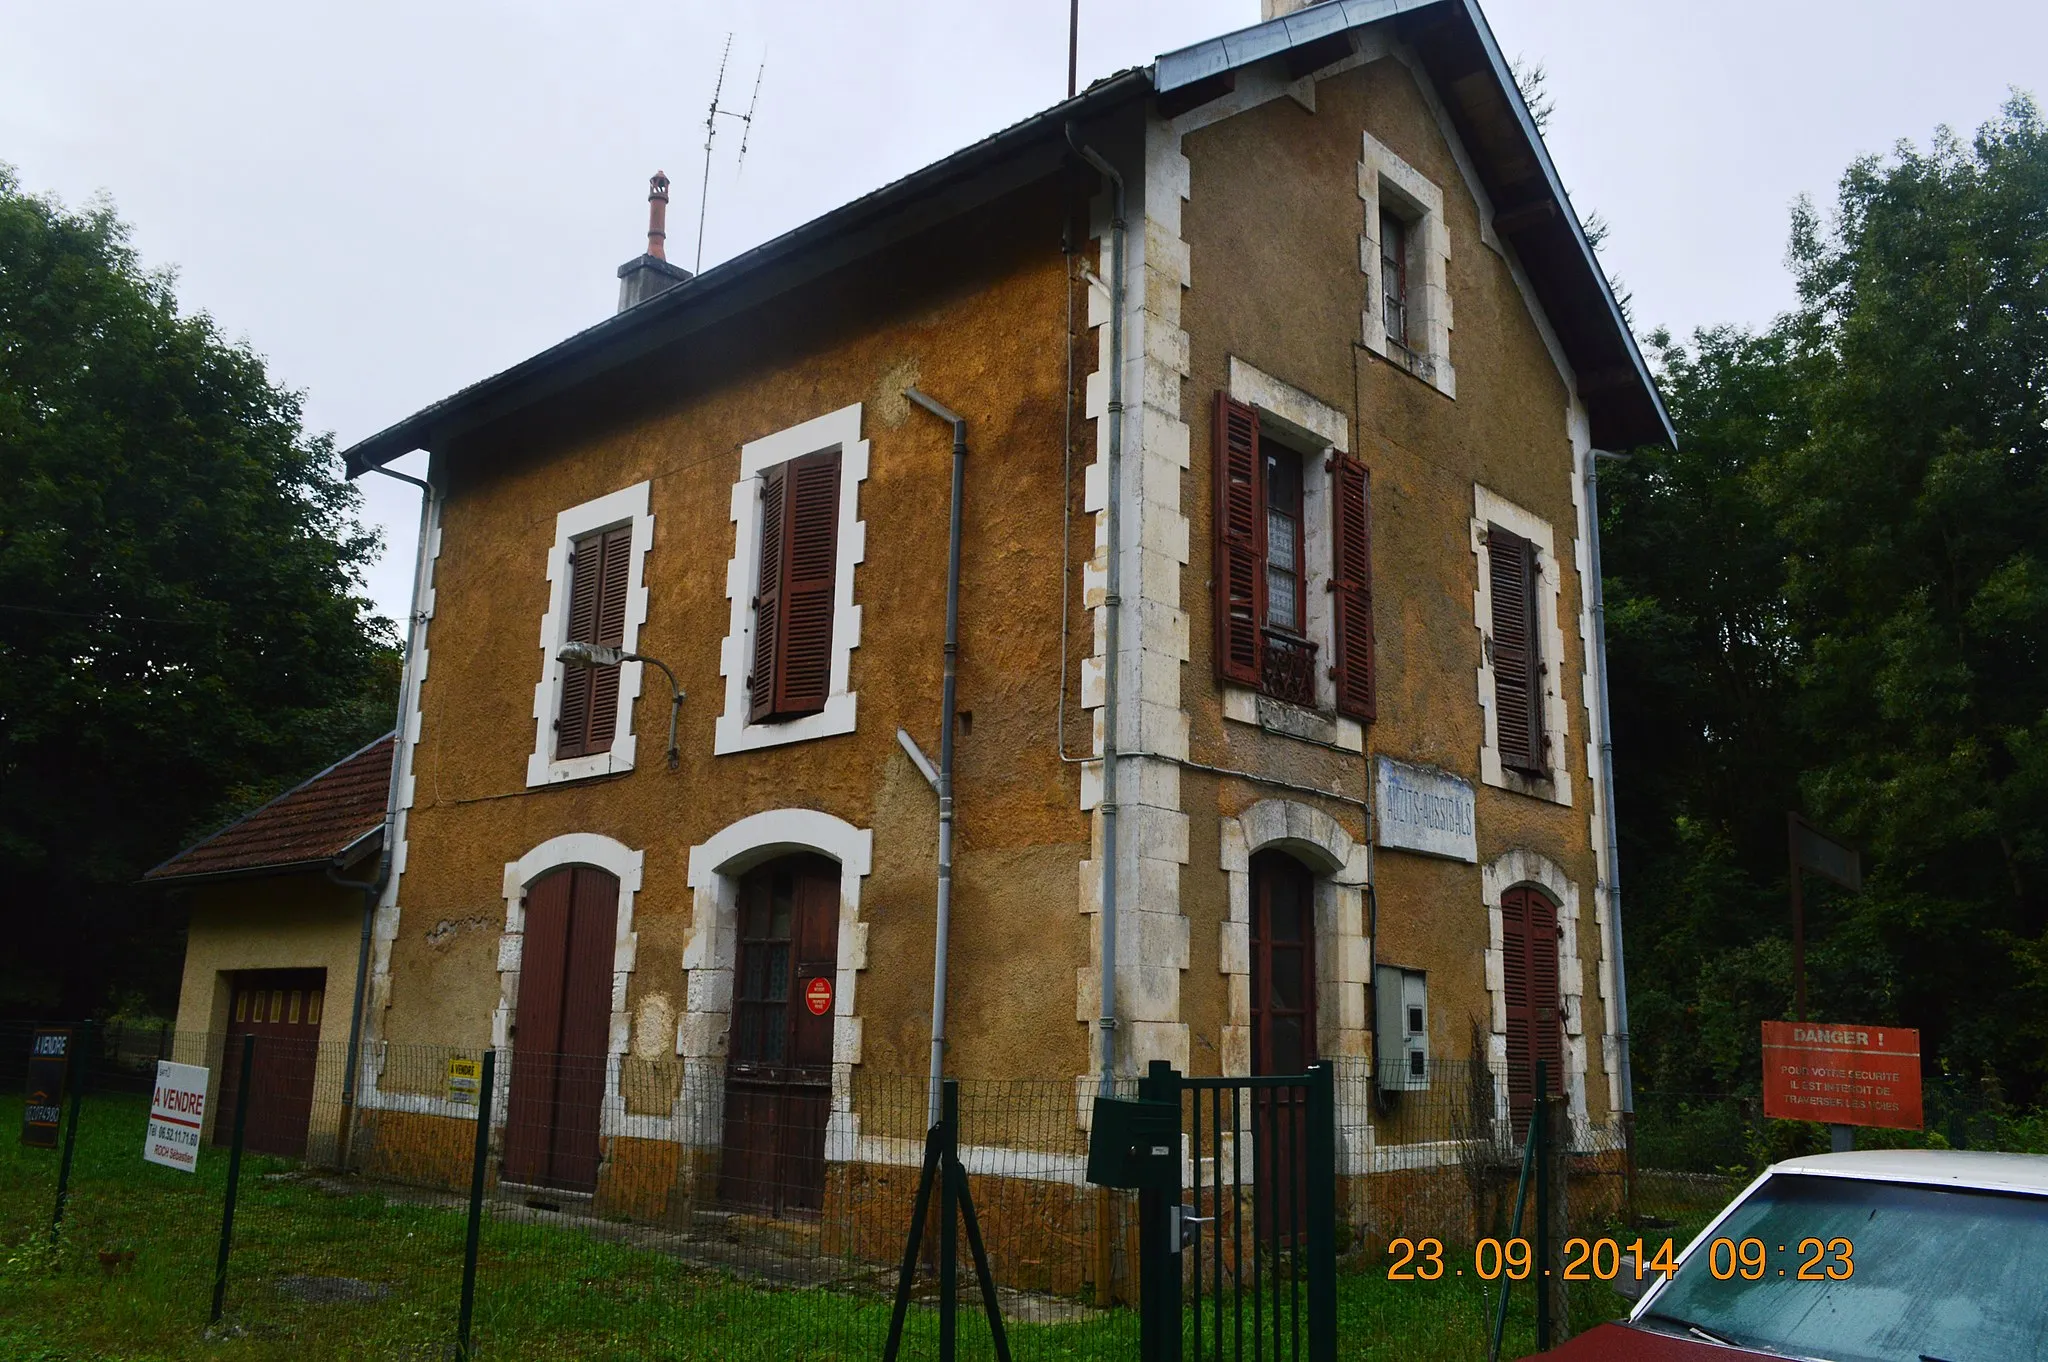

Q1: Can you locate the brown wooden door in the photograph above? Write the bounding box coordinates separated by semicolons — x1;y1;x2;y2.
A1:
1501;885;1564;1134
1249;850;1316;1240
217;969;325;1159
503;866;619;1192
720;854;839;1217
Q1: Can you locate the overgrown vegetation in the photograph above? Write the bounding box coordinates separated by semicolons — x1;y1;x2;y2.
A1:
1606;95;2048;1107
0;168;397;1018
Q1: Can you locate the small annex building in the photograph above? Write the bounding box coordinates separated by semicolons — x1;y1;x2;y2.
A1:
148;733;395;1163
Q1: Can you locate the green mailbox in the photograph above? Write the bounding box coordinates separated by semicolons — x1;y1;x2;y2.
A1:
1086;1096;1179;1190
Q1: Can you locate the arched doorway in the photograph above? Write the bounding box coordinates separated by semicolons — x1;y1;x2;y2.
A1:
1500;883;1564;1132
503;864;620;1192
720;852;841;1217
1249;848;1317;1238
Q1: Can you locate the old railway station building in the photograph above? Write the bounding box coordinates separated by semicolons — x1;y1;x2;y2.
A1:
156;0;1669;1241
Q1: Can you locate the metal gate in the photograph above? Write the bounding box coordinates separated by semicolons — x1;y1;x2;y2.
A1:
1128;1061;1338;1362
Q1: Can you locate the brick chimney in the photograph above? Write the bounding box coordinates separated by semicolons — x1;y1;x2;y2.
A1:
616;171;692;312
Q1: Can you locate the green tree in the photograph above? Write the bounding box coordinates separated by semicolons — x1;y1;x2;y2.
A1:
1608;96;2048;1104
0;167;395;1017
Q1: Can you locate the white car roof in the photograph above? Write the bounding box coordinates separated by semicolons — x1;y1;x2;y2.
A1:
1769;1148;2048;1195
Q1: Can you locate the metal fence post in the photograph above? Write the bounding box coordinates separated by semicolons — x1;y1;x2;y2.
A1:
211;1034;256;1325
49;1019;93;1247
939;1079;960;1361
456;1048;496;1359
1533;1059;1551;1352
1305;1063;1337;1362
1136;1059;1182;1362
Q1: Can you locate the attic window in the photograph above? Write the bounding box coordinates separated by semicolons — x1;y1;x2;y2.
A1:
1379;206;1410;353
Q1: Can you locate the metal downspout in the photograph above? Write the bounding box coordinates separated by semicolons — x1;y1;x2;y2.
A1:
1586;451;1632;1114
330;461;437;1162
905;388;967;1128
1066;125;1125;1096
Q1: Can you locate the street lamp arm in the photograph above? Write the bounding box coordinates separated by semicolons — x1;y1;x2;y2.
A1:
556;643;685;770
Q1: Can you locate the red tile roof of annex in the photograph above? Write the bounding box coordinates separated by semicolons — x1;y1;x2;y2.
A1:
146;733;394;882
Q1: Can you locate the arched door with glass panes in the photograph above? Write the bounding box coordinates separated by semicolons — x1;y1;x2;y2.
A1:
1249;849;1317;1239
720;854;840;1217
1500;884;1564;1133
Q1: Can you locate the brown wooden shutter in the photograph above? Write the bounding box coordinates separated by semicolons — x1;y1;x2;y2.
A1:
750;452;840;723
1330;453;1375;721
555;531;601;759
749;464;787;723
555;525;631;759
1213;392;1265;686
503;868;573;1183
776;451;840;716
1488;525;1545;773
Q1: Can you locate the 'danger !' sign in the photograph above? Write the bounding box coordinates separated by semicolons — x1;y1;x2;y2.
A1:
1762;1021;1922;1131
145;1061;211;1172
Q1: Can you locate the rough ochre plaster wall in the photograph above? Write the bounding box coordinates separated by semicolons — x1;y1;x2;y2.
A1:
171;873;365;1143
377;183;1096;1084
1176;54;1611;1119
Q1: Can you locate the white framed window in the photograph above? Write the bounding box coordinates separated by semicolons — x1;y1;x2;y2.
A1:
1471;485;1572;804
715;403;869;755
1216;357;1366;753
1359;132;1454;399
527;482;655;787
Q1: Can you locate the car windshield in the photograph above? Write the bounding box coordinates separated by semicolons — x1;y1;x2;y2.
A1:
1640;1173;2048;1362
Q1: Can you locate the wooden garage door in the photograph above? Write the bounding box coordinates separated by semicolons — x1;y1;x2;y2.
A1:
217;969;325;1159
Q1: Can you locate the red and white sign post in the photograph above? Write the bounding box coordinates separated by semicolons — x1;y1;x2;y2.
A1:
145;1060;211;1172
1761;1021;1922;1131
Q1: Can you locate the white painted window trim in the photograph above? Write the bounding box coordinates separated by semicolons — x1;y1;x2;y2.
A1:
1472;484;1573;806
525;482;656;788
714;404;869;755
1481;849;1591;1144
1359;131;1455;399
482;833;645;1136
680;809;873;1161
1217;357;1365;754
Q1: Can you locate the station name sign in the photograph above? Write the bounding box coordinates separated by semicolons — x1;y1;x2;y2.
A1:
1375;757;1477;864
1761;1020;1922;1131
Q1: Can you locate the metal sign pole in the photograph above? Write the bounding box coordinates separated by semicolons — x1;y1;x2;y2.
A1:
211;1034;256;1325
49;1021;90;1245
1788;812;1807;1022
456;1048;497;1358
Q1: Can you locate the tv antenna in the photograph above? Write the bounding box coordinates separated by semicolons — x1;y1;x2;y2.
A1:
694;34;765;273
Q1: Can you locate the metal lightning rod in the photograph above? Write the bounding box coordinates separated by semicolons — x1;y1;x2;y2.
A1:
694;36;766;273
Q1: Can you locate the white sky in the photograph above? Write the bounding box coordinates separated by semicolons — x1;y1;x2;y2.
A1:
4;0;2043;626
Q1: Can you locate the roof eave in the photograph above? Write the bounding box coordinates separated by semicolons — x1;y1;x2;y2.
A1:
341;71;1153;476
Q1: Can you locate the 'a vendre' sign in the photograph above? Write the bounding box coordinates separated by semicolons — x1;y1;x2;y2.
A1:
1375;757;1477;863
145;1061;210;1172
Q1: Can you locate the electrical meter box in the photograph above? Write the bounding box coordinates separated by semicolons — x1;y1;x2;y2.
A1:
1085;1096;1180;1190
1374;965;1430;1091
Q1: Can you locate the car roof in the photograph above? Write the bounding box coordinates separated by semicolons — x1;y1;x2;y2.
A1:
1769;1148;2048;1195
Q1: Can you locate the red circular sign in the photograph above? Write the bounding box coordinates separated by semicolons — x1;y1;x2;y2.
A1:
804;976;833;1017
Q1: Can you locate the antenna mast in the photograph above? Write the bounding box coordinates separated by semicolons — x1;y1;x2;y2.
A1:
695;35;766;273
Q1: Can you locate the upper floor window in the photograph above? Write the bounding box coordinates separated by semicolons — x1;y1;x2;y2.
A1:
1379;206;1410;353
1486;523;1545;775
527;481;654;788
1359;131;1454;399
555;524;632;759
1214;391;1373;721
749;449;840;724
715;403;869;755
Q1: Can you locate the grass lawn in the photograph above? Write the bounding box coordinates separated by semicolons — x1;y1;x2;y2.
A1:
2;1094;1639;1360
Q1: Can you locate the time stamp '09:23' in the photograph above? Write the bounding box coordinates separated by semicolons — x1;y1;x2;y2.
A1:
1385;1236;1857;1282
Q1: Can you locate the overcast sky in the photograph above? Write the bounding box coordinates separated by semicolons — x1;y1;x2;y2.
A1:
5;0;2043;626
